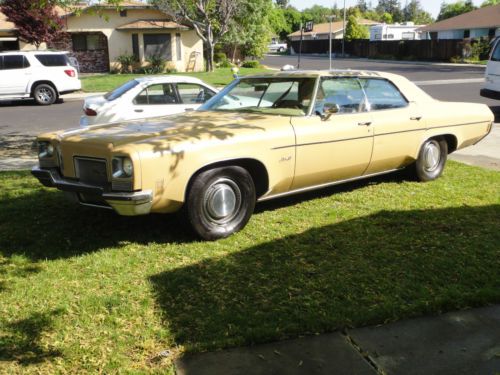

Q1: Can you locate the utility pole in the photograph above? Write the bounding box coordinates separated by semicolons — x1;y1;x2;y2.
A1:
298;22;303;69
327;15;335;70
342;0;346;57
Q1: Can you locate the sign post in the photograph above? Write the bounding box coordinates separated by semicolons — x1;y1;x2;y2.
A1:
298;21;313;69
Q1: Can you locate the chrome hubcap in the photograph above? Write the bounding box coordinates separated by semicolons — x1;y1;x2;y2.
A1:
37;88;53;103
423;141;440;172
203;178;241;224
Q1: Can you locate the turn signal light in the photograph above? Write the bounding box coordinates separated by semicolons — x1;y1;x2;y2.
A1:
64;69;76;77
84;108;97;116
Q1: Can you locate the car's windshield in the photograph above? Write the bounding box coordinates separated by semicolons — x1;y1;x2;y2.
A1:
104;79;140;101
200;77;317;116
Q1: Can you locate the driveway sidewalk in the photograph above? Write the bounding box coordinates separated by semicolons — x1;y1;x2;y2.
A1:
175;305;500;375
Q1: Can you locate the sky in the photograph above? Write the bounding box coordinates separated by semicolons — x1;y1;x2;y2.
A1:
289;0;485;18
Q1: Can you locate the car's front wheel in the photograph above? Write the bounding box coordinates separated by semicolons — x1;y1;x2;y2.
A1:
186;166;256;240
33;84;57;105
413;138;448;181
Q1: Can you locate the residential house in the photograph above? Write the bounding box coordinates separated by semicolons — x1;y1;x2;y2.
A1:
288;19;380;43
419;4;500;40
370;22;427;41
0;1;204;73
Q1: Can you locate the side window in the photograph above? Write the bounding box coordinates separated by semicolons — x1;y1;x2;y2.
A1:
133;83;179;105
360;79;408;111
491;40;500;62
2;55;30;70
176;83;214;104
317;77;366;114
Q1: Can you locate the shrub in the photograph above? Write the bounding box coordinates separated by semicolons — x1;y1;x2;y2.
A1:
145;54;166;74
116;54;138;74
214;52;227;63
241;60;261;68
217;59;233;68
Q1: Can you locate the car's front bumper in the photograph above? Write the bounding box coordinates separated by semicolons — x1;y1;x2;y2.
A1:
31;166;152;216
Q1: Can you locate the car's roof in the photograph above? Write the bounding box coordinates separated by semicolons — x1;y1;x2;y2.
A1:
134;75;209;85
242;69;399;80
0;50;69;55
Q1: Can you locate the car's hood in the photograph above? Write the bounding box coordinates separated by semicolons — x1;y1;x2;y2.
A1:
56;111;276;148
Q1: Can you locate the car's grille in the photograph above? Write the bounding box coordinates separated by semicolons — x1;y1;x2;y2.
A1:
74;157;108;187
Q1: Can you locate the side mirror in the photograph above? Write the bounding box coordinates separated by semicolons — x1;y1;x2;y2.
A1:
321;102;340;121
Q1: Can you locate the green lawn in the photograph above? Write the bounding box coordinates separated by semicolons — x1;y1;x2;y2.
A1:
81;67;273;92
0;162;499;373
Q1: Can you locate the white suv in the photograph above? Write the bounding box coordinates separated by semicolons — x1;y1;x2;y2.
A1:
0;51;81;105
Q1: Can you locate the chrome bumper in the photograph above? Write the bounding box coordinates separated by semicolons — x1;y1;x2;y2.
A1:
31;166;153;216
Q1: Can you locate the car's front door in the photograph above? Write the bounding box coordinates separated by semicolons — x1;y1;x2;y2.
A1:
360;78;425;174
131;83;183;119
290;77;374;190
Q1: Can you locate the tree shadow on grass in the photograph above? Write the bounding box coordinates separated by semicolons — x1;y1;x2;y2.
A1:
150;205;500;352
0;170;408;262
0;310;63;365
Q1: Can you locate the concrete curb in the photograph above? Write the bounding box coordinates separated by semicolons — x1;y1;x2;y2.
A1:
62;92;106;102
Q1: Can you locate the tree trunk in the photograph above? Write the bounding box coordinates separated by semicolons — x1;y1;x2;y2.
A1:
206;42;215;72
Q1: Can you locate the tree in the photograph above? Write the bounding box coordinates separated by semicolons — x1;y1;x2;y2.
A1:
437;1;476;21
344;15;369;41
223;0;273;60
302;5;338;25
381;12;393;23
481;0;499;6
275;0;289;8
403;0;433;24
1;0;64;49
356;0;369;13
268;6;291;41
376;0;403;22
152;0;242;72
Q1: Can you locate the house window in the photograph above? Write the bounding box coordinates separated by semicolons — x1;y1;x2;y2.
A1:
72;33;103;51
463;29;470;38
120;10;127;17
176;33;181;61
132;34;139;60
144;33;172;60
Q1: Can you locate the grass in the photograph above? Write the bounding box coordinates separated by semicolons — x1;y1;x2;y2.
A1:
81;67;273;92
0;162;499;373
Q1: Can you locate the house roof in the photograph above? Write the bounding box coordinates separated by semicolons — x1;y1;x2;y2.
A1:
288;19;379;37
419;4;500;32
117;19;189;30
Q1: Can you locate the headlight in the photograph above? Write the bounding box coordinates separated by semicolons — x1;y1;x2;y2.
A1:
112;157;133;178
38;141;54;158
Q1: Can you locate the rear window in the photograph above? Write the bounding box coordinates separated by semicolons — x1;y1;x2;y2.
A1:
104;79;140;101
35;54;70;66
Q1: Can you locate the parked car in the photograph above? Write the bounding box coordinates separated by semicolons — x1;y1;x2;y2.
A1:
268;40;287;53
0;51;81;105
480;37;500;100
80;76;218;126
32;70;493;239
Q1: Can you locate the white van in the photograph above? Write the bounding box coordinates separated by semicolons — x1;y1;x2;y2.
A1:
481;37;500;100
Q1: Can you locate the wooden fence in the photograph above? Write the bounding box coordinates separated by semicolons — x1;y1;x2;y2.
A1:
290;39;470;62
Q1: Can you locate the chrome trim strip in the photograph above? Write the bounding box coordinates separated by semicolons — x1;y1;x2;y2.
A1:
258;168;401;202
103;190;153;202
79;202;113;210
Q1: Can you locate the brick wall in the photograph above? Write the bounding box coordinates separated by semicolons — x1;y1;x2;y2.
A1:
50;32;110;73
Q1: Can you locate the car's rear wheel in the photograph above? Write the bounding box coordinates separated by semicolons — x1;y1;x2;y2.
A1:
33;84;57;105
186;166;256;240
413;138;448;181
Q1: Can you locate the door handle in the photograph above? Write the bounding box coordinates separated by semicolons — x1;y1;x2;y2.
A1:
134;109;144;113
358;121;372;126
410;116;422;121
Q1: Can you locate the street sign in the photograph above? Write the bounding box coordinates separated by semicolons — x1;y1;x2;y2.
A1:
304;21;314;32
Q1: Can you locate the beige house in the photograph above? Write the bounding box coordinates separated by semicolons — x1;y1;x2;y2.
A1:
0;1;204;73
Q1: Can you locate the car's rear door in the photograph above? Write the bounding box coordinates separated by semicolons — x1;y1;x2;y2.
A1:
361;78;425;174
175;82;216;111
290;77;374;190
0;55;31;95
